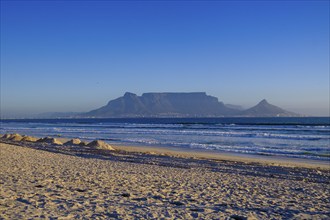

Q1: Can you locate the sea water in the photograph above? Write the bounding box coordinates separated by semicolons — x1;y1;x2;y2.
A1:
1;117;329;161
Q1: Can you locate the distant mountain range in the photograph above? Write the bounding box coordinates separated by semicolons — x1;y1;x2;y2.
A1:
79;92;300;118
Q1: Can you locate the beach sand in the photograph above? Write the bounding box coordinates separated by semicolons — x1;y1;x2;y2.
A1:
0;139;329;219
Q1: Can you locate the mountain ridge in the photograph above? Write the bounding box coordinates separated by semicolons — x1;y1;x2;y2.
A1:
83;92;300;118
241;99;298;117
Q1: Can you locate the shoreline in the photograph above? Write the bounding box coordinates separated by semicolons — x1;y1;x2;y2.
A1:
53;136;330;169
112;143;330;169
1;133;329;169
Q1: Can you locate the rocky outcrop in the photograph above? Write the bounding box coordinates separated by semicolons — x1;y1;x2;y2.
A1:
37;137;63;145
87;140;115;150
21;136;39;142
64;138;82;145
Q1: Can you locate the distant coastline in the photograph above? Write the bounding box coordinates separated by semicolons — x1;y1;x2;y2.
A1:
2;92;307;119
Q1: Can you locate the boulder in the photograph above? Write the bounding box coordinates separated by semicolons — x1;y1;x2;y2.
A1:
64;138;82;145
38;137;63;145
87;140;115;150
9;133;23;141
21;136;39;142
2;134;12;139
79;141;88;146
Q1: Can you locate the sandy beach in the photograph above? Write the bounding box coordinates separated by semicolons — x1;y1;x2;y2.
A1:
0;137;329;219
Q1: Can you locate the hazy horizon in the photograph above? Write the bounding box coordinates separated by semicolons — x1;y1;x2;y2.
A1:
1;1;329;117
0;91;328;118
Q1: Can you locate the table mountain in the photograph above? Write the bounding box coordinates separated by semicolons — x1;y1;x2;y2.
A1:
85;92;239;117
83;92;299;117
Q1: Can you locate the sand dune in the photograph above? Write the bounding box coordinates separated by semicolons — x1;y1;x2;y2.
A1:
0;140;329;219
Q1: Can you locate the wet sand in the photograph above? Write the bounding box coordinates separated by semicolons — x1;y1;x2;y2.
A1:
112;144;330;169
0;139;329;219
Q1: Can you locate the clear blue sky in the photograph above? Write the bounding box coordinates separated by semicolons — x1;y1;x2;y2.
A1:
1;0;329;116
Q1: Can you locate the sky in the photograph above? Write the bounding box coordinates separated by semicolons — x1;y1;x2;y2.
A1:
1;0;329;117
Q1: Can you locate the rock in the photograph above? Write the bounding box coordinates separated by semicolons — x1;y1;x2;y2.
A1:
147;151;157;155
2;134;12;139
64;138;82;145
9;133;23;141
38;137;63;145
79;141;88;146
87;140;115;150
21;136;39;142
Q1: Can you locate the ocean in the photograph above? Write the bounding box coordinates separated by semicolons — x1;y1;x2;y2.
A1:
1;117;329;161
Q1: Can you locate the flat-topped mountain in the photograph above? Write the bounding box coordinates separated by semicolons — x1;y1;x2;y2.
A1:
83;92;300;118
85;92;239;117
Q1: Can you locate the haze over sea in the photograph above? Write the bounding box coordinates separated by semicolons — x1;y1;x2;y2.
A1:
1;117;329;161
